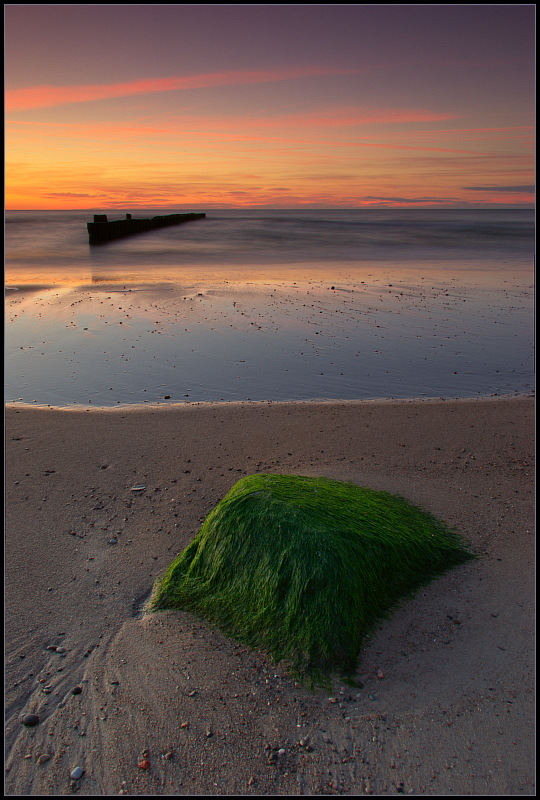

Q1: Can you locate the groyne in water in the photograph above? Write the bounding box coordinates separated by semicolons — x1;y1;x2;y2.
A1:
87;212;206;244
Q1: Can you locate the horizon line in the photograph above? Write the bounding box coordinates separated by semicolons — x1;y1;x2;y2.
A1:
6;204;535;212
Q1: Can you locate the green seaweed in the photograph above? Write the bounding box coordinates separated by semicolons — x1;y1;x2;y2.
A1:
150;474;474;684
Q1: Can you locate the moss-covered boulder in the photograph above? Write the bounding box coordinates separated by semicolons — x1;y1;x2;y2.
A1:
150;474;473;682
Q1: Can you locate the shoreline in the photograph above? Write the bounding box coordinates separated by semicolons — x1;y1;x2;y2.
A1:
5;388;534;413
5;396;535;795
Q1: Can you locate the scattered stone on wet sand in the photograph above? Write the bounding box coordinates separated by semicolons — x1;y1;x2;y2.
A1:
21;714;40;727
37;753;51;765
70;766;83;780
45;643;66;654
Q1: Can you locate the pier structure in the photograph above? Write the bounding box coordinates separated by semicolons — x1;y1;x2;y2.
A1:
87;212;205;244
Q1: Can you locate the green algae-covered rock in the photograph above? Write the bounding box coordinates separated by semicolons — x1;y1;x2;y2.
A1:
150;474;474;681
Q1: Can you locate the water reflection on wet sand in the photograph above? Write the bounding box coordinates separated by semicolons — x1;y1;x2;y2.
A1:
5;262;534;407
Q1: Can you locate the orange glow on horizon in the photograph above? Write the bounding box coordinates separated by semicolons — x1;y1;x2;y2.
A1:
5;62;534;210
5;5;534;211
6;102;534;210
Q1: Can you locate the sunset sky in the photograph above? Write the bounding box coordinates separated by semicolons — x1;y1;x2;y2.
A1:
5;4;535;210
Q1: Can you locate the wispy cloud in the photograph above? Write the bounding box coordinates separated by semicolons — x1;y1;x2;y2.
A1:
5;106;459;152
5;66;356;112
43;191;101;199
236;107;457;128
362;195;465;207
349;142;485;155
6;106;455;132
463;184;535;193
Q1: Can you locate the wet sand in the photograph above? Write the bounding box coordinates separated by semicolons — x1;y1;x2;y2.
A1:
4;396;535;795
5;269;535;407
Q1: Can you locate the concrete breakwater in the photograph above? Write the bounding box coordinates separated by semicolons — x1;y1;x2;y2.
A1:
87;212;206;244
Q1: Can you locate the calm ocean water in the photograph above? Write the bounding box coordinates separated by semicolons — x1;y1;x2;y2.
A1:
5;207;536;274
5;208;535;406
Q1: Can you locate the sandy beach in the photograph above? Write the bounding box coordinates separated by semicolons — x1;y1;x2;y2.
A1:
5;2;536;792
4;396;535;795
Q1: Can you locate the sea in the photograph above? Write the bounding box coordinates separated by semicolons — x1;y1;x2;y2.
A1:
5;208;535;407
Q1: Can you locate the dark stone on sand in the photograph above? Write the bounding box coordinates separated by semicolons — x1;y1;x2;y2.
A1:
21;713;40;727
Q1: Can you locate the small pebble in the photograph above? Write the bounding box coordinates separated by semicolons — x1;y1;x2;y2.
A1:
21;713;40;727
37;754;51;765
70;766;83;780
71;686;82;695
138;759;150;770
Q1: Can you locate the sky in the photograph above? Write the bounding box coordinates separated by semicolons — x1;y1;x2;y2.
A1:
4;4;535;210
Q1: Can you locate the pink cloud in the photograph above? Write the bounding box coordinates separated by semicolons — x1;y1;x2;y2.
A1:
348;141;486;155
161;107;457;130
276;108;457;127
5;66;356;112
5;106;460;147
413;125;534;135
